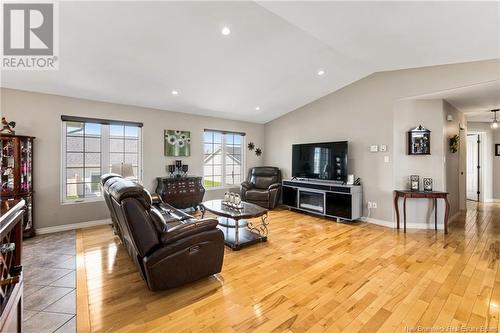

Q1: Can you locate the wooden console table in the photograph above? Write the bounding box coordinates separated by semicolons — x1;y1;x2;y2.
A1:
393;190;450;234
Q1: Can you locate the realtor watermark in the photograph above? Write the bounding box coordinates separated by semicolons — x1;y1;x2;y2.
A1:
405;326;498;332
1;1;59;70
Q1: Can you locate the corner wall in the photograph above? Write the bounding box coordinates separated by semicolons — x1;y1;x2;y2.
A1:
443;101;467;214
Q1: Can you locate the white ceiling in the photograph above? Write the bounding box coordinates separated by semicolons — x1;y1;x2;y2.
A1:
1;1;499;123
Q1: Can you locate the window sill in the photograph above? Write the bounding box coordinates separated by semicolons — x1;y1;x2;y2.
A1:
61;197;104;205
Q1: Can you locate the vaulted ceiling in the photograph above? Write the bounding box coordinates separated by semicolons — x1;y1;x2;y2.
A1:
1;1;499;123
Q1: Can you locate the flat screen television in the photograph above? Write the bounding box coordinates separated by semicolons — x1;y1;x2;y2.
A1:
292;141;348;182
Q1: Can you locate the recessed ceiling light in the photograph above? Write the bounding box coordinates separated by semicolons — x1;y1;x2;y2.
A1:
171;90;179;95
255;106;260;111
317;70;325;76
221;27;231;36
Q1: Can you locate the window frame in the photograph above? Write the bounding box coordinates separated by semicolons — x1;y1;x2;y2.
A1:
203;130;245;190
61;119;143;205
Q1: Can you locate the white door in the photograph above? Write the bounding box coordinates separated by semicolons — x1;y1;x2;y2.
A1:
467;135;478;201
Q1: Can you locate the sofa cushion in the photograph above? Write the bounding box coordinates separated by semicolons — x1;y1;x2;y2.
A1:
245;189;269;201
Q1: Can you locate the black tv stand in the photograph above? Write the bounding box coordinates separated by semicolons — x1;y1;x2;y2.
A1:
282;179;362;221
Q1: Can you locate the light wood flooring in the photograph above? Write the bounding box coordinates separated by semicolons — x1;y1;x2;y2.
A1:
77;202;500;332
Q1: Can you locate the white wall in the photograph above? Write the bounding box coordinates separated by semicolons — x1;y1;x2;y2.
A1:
0;88;265;229
264;59;500;223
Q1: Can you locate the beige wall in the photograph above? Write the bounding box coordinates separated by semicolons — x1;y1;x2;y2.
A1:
0;88;265;229
393;99;446;226
443;101;467;215
264;59;500;223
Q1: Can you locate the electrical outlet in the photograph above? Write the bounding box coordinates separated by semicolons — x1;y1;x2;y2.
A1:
372;202;377;209
367;202;372;209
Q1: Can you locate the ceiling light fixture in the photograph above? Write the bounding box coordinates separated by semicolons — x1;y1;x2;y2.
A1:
171;90;179;95
317;70;325;76
255;106;260;111
221;27;231;36
492;109;499;129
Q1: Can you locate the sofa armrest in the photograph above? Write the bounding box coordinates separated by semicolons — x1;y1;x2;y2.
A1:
160;218;219;245
268;183;281;190
241;181;253;190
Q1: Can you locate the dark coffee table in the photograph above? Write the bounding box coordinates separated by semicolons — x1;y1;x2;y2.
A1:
200;200;268;250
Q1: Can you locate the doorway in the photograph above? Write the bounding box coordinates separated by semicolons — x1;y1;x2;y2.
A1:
466;133;484;202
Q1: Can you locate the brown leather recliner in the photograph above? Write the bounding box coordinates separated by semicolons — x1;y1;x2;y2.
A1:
101;174;224;291
240;167;282;209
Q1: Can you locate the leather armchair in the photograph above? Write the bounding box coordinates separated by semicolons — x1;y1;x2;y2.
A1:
240;167;282;209
101;174;224;291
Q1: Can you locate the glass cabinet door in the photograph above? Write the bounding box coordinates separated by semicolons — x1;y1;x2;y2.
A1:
1;138;16;195
20;137;33;193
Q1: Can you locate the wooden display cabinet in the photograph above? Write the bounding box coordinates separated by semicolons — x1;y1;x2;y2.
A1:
0;134;35;237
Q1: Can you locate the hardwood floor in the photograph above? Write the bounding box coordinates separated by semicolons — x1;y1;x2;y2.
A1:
77;202;500;332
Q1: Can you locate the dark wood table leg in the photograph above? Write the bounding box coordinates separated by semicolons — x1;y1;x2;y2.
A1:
403;196;407;233
394;193;400;230
444;197;450;234
434;198;437;231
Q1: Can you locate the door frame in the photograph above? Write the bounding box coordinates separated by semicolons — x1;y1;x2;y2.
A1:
466;132;485;202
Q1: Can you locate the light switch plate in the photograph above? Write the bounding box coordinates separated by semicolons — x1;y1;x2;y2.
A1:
384;155;390;163
370;145;378;152
380;144;387;152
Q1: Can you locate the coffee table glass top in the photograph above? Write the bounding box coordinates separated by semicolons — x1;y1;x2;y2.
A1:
201;199;267;219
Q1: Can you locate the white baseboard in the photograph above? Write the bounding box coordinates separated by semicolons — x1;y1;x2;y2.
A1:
486;199;500;203
360;217;395;228
36;218;111;235
361;212;460;231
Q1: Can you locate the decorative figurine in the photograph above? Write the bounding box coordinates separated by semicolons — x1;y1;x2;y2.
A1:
410;175;420;191
423;178;433;192
167;165;176;177
182;164;189;177
1;117;16;135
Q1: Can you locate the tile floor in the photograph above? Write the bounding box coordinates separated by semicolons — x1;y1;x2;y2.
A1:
22;231;76;333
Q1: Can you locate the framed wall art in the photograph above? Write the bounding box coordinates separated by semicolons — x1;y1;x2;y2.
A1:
164;130;191;157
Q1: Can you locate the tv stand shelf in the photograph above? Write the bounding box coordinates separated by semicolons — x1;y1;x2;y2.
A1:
282;179;362;221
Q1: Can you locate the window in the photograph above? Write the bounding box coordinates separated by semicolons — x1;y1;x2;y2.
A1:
203;130;244;189
62;116;142;203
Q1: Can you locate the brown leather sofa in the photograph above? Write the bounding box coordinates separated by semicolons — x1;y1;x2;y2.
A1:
240;167;282;209
101;174;224;290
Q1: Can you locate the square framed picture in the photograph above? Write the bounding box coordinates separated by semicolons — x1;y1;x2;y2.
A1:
164;130;191;156
496;144;500;157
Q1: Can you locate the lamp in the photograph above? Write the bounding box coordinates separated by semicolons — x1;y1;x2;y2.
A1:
492;109;499;129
